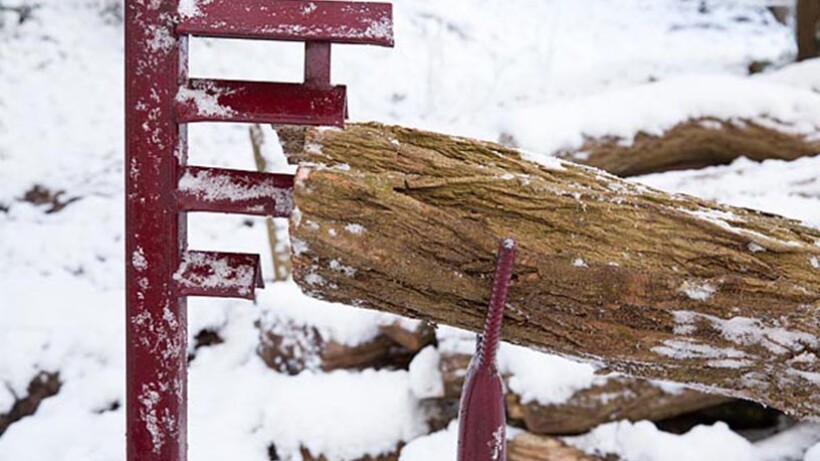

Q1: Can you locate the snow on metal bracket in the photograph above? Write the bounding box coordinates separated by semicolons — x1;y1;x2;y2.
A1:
177;166;294;217
176;0;394;47
175;78;347;126
174;250;265;300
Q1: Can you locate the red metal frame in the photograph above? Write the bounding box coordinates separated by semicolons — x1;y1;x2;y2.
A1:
125;1;392;460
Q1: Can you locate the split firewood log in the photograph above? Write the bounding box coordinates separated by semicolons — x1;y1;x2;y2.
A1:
284;122;820;418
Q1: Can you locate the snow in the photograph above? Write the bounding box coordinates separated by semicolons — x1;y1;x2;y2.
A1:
502;75;820;159
573;258;588;268
176;85;236;118
636;156;820;229
566;421;756;461
680;280;717;301
807;443;820;461
670;311;818;356
1;0;819;460
500;344;598;406
185;306;428;461
256;282;384;348
435;328;598;406
567;420;820;461
178;0;210;19
344;223;366;235
178;167;294;215
408;346;444;399
173;251;257;297
399;421;458;461
759;58;820;93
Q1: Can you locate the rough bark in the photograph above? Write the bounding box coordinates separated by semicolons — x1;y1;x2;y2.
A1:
287;122;820;418
545;118;820;177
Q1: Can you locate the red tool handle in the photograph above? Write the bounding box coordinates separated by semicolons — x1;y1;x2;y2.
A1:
457;238;516;461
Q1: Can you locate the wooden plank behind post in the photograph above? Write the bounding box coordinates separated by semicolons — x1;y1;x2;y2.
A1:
125;2;188;460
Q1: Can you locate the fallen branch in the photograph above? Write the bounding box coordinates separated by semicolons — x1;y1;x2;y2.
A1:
287;123;820;418
0;372;60;436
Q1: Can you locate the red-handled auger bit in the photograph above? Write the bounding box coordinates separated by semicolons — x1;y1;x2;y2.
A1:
457;238;516;461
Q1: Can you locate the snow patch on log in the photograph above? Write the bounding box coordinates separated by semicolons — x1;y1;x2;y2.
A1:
652;339;747;361
680;281;717;301
673;311;818;356
345;223;366;235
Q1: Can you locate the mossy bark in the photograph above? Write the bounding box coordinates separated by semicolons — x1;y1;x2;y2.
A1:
288;123;820;419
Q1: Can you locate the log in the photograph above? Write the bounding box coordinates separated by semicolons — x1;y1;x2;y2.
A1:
424;350;729;435
256;319;431;374
506;379;728;435
508;433;611;461
287;122;820;418
547;118;820;177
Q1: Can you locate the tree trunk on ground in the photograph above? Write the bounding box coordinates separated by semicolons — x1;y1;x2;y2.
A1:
285;123;820;419
543;118;820;177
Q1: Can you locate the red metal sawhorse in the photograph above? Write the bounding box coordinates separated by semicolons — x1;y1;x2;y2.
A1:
125;2;392;459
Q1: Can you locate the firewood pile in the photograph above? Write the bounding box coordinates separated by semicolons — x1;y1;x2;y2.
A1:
251;316;794;461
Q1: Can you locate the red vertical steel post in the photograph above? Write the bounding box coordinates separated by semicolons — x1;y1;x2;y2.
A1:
125;1;188;460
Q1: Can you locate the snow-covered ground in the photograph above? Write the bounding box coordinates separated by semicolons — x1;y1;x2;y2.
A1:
0;0;818;460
